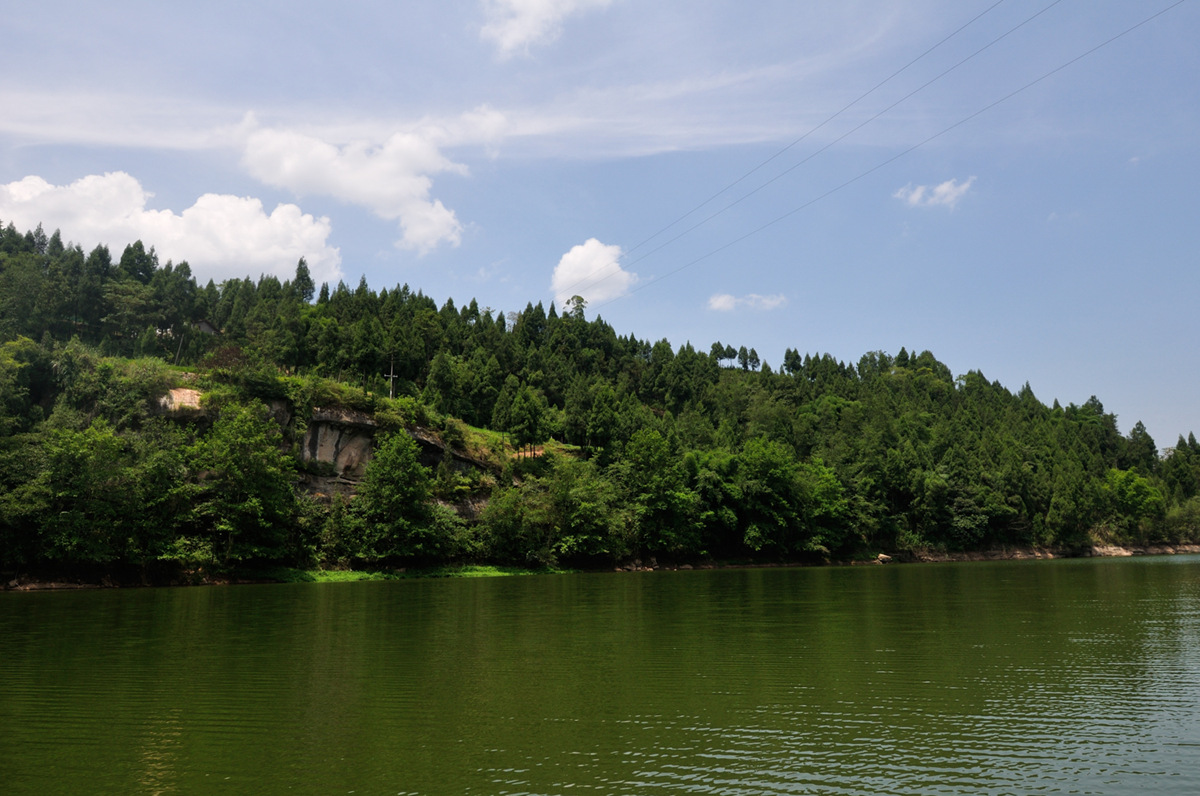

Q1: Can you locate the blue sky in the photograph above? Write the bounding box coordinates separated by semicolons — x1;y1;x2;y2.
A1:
1;0;1196;447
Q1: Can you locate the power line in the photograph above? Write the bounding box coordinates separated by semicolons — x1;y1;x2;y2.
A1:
616;0;1066;273
551;1;1014;302
560;0;1069;303
593;0;1190;310
624;1;1012;256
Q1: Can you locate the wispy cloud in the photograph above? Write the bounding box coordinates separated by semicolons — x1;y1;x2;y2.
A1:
0;172;341;285
708;293;787;312
893;176;976;209
481;0;612;58
551;238;636;306
0;89;242;150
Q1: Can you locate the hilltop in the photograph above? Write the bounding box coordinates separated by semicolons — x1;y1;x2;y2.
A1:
2;222;1199;583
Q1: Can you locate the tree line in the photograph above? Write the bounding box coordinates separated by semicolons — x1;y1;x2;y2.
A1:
2;220;1198;577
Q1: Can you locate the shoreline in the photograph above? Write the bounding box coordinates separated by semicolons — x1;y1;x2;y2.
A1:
901;542;1200;563
5;544;1200;591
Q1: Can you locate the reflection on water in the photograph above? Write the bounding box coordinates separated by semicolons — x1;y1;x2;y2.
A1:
137;708;182;796
2;556;1199;794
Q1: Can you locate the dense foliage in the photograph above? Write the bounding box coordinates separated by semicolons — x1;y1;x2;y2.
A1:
2;220;1198;576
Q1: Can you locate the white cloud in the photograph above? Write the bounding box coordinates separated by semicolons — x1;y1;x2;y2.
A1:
0;172;341;285
708;293;787;312
240;119;487;254
893;176;976;209
551;238;636;306
481;0;612;58
708;293;737;312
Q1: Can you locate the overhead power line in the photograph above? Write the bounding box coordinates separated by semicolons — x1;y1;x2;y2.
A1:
592;0;1190;310
558;0;1058;303
615;0;1065;271
555;0;1016;302
623;0;1011;258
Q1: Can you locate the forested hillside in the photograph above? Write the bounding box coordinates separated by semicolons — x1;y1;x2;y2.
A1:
2;221;1198;578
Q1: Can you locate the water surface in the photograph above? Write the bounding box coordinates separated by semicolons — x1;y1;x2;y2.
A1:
2;556;1199;794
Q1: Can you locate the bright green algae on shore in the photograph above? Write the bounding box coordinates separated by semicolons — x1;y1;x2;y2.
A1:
258;563;572;582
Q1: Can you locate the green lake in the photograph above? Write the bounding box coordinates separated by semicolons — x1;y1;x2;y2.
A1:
3;556;1199;794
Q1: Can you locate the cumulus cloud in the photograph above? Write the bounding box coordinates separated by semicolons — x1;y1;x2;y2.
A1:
0;172;341;284
893;176;975;209
551;238;636;306
707;293;787;312
481;0;612;58
241;123;472;255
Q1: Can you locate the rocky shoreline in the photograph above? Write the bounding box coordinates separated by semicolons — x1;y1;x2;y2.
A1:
5;544;1200;590
608;544;1200;573
903;543;1200;563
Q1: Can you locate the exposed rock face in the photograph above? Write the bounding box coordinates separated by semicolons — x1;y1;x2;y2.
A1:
156;388;203;414
302;407;378;480
150;391;497;503
407;426;492;471
266;399;291;428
